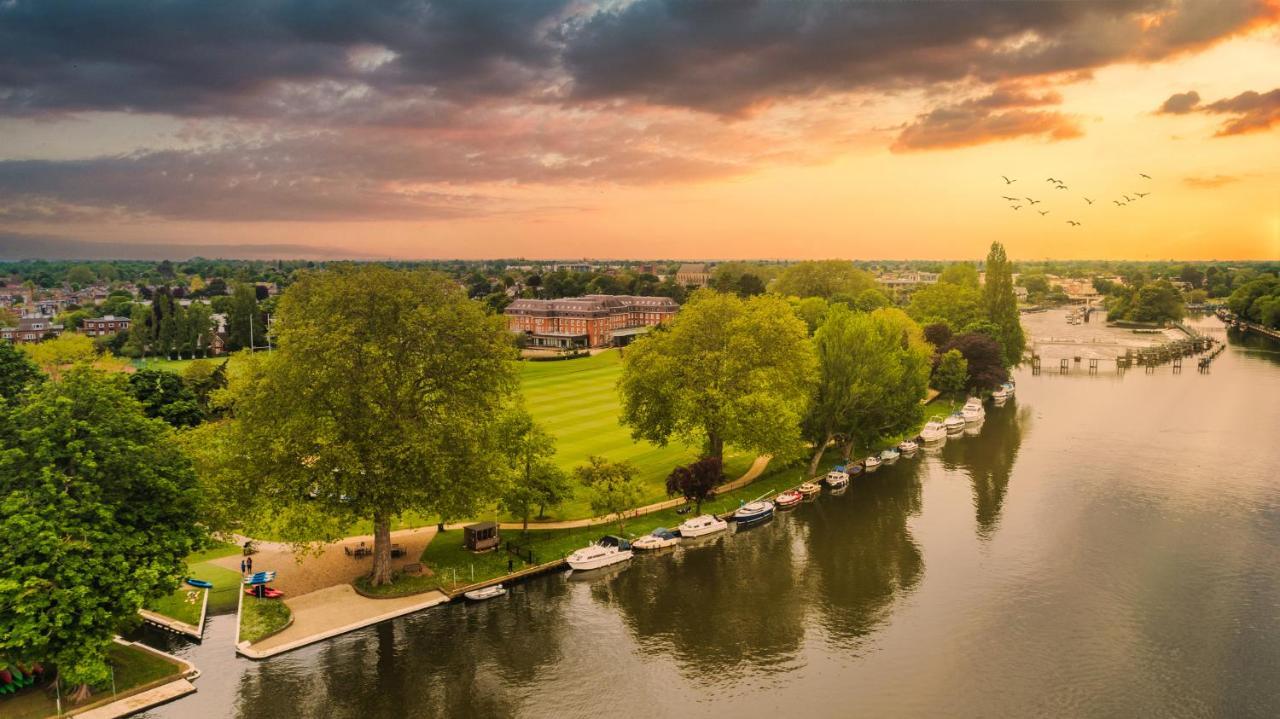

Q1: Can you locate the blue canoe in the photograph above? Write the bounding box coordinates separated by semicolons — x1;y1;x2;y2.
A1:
185;578;214;589
243;571;277;586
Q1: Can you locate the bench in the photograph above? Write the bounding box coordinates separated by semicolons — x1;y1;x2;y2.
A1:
401;563;423;575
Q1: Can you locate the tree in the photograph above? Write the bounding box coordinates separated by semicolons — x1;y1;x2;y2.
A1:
123;303;152;358
932;349;968;395
665;456;725;514
945;333;1008;391
983;241;1025;367
498;412;572;532
736;273;766;297
226;281;263;351
938;263;980;289
849;287;891;312
773;260;877;299
66;265;96;287
223;266;518;586
575;456;643;531
0;369;202;701
22;333;96;373
619;290;816;465
922;322;952;349
0;341;41;401
907;281;983;330
793;296;830;334
1179;264;1205;289
182;358;229;415
127;369;204;428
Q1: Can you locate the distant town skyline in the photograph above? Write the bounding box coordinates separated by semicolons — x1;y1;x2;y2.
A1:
1;1;1278;260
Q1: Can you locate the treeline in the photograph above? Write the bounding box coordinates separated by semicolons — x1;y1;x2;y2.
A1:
1227;276;1280;329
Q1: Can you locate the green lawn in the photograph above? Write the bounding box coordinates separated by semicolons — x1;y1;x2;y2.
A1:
0;644;182;719
144;542;245;625
131;357;201;373
521;350;752;519
240;596;292;644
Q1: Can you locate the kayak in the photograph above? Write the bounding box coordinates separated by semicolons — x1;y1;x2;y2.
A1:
243;571;277;586
244;586;285;599
185;578;214;589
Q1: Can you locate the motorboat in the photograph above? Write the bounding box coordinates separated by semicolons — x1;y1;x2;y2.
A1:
863;455;882;472
567;537;634;571
1003;381;1016;397
944;413;966;434
992;385;1010;402
463;583;507;601
775;490;803;509
964;419;984;437
797;481;821;498
962;397;985;423
879;448;900;464
920;416;947;443
824;468;850;489
678;514;729;538
897;440;919;455
733;500;775;524
847;462;864;478
632;527;681;551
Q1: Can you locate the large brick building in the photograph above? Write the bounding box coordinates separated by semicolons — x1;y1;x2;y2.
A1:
81;315;131;337
505;295;678;349
1;316;64;343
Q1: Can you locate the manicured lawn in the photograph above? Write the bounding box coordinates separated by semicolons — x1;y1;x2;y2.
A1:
144;544;245;625
148;586;204;626
131;357;200;373
240;597;292;644
0;644;182;719
520;350;752;519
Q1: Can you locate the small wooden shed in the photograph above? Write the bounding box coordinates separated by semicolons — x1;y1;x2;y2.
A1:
463;521;500;552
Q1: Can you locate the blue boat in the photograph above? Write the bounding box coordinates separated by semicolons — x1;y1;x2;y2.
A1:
185;578;213;589
732;500;775;525
243;571;277;586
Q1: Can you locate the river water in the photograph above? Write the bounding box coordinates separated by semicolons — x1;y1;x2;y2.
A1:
137;313;1280;718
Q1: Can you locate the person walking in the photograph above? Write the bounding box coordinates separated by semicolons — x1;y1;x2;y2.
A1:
240;559;246;574
246;556;253;574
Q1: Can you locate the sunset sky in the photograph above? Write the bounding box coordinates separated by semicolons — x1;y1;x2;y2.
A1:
1;0;1278;260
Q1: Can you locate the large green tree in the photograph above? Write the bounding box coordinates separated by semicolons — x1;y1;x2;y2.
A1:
0;369;202;701
498;411;571;532
907;281;983;330
938;263;980;289
982;242;1025;366
575;456;644;531
222;266;518;585
226;281;264;351
618;290;816;464
773;260;878;300
0;341;40;401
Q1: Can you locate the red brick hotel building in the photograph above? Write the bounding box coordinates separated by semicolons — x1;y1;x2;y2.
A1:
505;295;678;349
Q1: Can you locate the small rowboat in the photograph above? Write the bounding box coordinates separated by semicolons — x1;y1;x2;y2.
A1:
185;578;213;589
797;482;821;497
464;584;507;601
774;490;803;508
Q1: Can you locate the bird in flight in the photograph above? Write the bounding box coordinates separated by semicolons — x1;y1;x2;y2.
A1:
1135;192;1149;198
1113;200;1126;206
1002;175;1016;184
1002;195;1020;201
1067;220;1081;226
1055;184;1068;190
1038;210;1049;216
1046;177;1060;184
1026;197;1041;205
1123;194;1133;202
1084;198;1094;205
1140;173;1151;179
1011;205;1022;210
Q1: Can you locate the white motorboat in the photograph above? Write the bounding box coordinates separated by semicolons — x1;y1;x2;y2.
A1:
964;419;984;437
797;481;822;498
962;397;985;423
824;469;850;489
567;537;634;571
463;584;507;601
632;528;681;551
944;413;966;433
1003;381;1016;397
920;417;947;443
897;440;919;455
863;455;882;472
879;448;900;464
677;514;729;538
991;385;1011;401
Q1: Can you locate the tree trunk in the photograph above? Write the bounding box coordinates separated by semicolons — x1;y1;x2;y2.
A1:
522;511;529;536
537;502;546;519
369;512;394;586
808;431;833;477
707;431;724;462
841;435;855;462
70;683;92;704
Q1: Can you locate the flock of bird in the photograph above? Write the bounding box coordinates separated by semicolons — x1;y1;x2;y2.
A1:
998;173;1153;227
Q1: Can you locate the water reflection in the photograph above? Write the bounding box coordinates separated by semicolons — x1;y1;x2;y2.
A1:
940;400;1028;540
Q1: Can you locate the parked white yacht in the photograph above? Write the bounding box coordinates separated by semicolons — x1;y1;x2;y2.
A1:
677;514;729;538
632;527;680;551
962;397;985;423
897;440;919;455
863;455;882;472
824;468;851;489
879;448;900;464
944;413;966;433
920;416;948;443
567;536;633;571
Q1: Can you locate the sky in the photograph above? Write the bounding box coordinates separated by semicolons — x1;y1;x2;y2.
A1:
0;0;1278;261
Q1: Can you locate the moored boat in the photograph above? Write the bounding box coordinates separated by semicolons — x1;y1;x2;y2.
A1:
632;527;681;550
774;489;803;508
962;397;985;423
879;448;900;464
567;536;634;571
797;481;821;497
185;578;213;589
897;440;919;455
464;583;507;601
863;455;882;472
920;416;947;443
733;500;775;524
678;514;729;538
824;468;850;488
944;413;966;433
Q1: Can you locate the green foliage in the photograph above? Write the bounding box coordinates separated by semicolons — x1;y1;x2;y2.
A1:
226;282;264;351
66;265;97;286
240;597;292;644
20;333;97;371
773;260;877;299
665;456;725;514
944;333;1008;391
1109;279;1187;324
1227;275;1280;329
127;369;204;428
0;369;203;691
218;266;519;585
938;263;980;289
575;456;644;530
618;289;816;463
793;296;830;334
982;241;1025;366
932;349;968;395
0;341;41;401
907;281;983;330
498;411;572;530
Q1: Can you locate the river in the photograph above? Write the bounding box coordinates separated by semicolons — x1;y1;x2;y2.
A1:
136;312;1280;718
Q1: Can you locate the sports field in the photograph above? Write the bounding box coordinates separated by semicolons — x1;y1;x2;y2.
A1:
521;350;751;518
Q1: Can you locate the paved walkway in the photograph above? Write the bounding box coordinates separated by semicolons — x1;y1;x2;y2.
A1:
239;585;449;659
75;680;196;718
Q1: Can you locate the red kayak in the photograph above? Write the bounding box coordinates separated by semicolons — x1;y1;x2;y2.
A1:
244;586;285;599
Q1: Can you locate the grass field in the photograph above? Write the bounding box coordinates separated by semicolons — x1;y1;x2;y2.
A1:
240;597;292;643
520;350;752;519
145;541;244;624
0;643;182;719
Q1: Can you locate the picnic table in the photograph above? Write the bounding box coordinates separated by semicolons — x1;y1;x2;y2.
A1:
344;542;405;559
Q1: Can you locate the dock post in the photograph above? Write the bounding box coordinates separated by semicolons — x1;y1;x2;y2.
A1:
1059;358;1069;374
1089;358;1098;374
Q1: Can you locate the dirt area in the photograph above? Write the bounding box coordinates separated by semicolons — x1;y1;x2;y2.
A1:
210;526;437;596
1022;307;1181;362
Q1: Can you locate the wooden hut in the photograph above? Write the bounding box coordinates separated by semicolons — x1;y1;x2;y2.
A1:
463;522;499;552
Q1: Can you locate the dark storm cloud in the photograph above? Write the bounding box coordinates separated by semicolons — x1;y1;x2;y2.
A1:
1156;88;1280;136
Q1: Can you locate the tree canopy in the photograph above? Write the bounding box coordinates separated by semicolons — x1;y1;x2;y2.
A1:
575;456;643;530
943;333;1008;391
618;289;816;463
983;242;1025;366
938;263;980;289
772;260;877;300
498;411;571;532
127;368;204;428
0;369;202;698
1227;275;1280;329
907;281;983;331
0;341;40;401
217;266;519;585
665;456;725;514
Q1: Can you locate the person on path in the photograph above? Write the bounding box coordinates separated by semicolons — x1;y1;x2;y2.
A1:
240;559;246;574
507;558;513;573
246;556;253;574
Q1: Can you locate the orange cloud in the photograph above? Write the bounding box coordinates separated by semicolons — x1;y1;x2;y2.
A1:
891;88;1082;152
